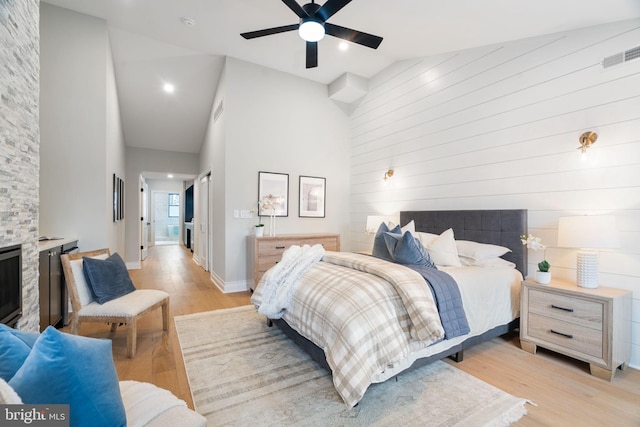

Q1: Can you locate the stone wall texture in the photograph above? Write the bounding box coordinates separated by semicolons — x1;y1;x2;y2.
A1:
0;0;40;332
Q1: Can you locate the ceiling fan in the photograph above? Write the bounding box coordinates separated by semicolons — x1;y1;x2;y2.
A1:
240;0;383;69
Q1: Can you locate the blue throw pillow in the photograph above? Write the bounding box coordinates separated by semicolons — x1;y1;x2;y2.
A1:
82;252;136;304
9;326;126;427
372;222;401;261
383;230;436;268
0;324;39;381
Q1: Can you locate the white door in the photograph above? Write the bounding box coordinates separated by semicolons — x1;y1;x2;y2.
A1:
140;179;149;260
198;174;210;271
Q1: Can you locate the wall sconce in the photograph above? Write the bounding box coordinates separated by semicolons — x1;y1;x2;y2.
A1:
383;169;394;183
578;131;597;157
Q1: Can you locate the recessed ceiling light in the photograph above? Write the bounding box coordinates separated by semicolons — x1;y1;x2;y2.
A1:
338;42;349;51
182;17;196;27
167;174;174;178
163;83;175;94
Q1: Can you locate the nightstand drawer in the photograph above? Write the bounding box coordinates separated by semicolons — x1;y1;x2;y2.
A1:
528;289;604;329
528;313;603;358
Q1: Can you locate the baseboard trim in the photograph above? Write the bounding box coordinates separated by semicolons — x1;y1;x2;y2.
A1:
209;270;248;293
126;261;141;270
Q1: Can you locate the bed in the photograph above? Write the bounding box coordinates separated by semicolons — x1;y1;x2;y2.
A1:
251;209;528;408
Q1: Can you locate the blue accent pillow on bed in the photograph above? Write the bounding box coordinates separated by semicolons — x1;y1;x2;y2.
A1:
0;324;39;381
383;230;436;268
372;222;401;261
9;326;126;427
82;252;136;304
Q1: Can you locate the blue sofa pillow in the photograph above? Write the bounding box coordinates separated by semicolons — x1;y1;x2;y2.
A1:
383;230;436;268
82;252;136;304
9;326;126;427
372;222;401;261
0;324;39;381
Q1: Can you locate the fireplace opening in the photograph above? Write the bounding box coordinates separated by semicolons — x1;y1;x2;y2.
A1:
0;244;22;327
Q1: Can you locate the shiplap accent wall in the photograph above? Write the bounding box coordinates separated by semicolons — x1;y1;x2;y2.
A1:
349;19;640;367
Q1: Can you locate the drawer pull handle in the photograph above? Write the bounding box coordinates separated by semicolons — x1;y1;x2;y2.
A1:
275;246;285;249
551;304;574;313
550;329;573;339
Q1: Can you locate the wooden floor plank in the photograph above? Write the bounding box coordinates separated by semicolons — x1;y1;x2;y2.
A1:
62;244;640;425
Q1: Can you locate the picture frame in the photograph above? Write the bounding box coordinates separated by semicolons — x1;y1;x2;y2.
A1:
299;175;326;218
119;177;125;220
258;171;289;217
113;174;119;222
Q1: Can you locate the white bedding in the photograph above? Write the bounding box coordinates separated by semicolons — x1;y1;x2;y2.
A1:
371;265;522;383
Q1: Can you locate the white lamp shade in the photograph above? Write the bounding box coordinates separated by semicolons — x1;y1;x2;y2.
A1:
365;216;387;233
557;215;620;249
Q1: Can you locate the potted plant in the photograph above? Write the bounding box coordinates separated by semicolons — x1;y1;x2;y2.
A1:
254;223;264;237
521;234;551;284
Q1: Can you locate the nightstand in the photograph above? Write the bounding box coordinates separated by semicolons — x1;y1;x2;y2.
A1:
520;279;632;381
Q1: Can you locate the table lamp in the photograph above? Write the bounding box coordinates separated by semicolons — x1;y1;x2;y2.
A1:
557;215;620;288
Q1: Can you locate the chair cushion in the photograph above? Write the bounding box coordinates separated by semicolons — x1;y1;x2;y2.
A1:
78;290;169;318
83;253;136;304
9;326;126;427
69;252;109;307
0;324;39;381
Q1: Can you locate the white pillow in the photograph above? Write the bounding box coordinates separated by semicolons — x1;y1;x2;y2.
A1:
0;378;22;404
455;240;511;261
388;220;416;235
415;231;438;247
423;228;461;267
460;256;516;268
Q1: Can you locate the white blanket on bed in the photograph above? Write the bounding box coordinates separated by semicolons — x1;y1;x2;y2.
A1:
252;244;325;319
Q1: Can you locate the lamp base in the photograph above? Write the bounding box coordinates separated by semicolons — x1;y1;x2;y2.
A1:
576;249;599;288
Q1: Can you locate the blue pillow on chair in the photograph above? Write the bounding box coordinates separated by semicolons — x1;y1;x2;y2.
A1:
9;326;126;427
0;324;39;381
82;252;136;304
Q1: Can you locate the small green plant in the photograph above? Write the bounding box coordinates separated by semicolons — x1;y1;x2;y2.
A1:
538;260;550;272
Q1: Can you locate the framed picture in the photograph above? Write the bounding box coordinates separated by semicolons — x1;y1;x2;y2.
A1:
113;174;119;222
258;171;289;217
119;177;125;220
299;175;326;218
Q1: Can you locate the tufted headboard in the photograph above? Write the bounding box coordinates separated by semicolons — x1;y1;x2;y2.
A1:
400;209;528;276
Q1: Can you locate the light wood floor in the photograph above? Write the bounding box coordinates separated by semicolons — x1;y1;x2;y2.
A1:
63;245;640;426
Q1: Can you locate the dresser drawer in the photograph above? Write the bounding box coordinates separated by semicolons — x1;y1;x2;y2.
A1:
527;313;603;359
528;288;604;329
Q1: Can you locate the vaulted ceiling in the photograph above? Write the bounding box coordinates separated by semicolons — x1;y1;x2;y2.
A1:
42;0;640;154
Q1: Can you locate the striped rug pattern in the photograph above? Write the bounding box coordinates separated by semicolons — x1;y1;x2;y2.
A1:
174;305;528;426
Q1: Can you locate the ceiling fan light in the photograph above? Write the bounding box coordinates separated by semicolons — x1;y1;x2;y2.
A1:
299;20;325;42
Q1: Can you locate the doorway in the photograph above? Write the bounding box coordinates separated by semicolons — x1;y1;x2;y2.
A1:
153;191;180;246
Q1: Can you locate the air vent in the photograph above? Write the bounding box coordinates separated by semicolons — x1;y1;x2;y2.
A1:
603;45;640;68
213;99;224;122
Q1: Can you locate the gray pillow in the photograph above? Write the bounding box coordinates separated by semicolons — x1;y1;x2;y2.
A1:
383;231;436;268
82;253;136;304
372;222;401;261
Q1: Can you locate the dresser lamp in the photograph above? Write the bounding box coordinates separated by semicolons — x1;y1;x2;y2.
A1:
557;215;620;288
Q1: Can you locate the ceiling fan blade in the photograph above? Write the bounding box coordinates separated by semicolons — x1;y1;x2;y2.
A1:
324;23;383;49
306;41;318;68
241;24;299;39
282;0;308;19
316;0;352;21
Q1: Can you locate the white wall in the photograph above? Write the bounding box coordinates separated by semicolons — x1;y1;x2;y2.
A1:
123;147;199;266
40;3;125;253
349;19;640;367
199;57;351;291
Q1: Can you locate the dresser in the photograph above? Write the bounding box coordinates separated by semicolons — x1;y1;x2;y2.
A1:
520;279;631;381
247;233;340;290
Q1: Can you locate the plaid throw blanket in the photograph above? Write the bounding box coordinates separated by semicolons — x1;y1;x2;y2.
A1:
277;252;445;408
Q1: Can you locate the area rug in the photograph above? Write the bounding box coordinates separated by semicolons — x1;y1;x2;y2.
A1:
174;306;528;427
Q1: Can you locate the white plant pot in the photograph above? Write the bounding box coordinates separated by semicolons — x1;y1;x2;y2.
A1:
535;271;551;285
255;226;264;237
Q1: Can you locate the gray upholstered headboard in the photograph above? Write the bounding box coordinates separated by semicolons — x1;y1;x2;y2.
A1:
400;210;528;276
